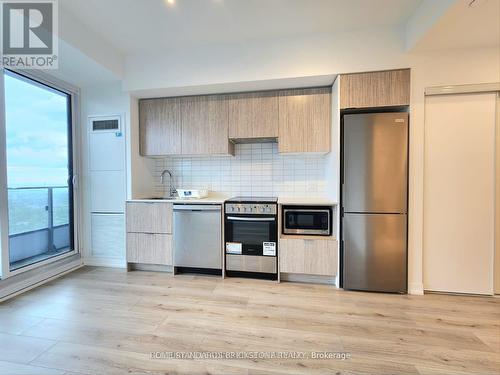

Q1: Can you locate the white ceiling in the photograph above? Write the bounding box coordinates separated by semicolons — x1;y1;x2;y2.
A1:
60;0;422;55
414;0;500;51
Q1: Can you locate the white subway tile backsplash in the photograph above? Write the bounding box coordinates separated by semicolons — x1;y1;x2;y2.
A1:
153;143;327;197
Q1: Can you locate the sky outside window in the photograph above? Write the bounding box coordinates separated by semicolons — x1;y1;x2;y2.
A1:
5;71;71;235
4;72;70;188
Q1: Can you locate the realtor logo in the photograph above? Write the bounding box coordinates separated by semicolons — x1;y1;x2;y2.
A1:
1;0;58;69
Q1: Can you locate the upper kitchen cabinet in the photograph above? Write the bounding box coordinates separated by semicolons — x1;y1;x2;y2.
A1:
228;91;279;140
340;69;411;109
139;97;182;156
181;95;235;156
278;87;331;153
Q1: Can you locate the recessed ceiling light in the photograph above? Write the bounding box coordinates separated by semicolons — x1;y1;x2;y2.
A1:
166;0;175;5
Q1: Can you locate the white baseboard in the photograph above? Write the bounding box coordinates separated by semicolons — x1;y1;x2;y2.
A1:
83;256;126;268
0;256;83;301
409;282;424;295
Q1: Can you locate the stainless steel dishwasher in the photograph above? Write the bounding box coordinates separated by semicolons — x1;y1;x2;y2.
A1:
173;204;222;273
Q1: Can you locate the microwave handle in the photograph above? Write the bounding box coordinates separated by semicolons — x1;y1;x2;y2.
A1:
226;216;276;222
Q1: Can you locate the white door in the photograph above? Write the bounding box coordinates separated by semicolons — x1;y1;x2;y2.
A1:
423;92;497;295
495;93;500;295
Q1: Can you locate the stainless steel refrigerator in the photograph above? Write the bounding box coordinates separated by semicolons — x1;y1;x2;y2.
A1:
342;112;408;293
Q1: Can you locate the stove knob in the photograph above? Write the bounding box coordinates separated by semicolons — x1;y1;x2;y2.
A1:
266;206;272;213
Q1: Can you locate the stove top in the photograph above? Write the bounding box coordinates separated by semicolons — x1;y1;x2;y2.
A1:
226;196;278;203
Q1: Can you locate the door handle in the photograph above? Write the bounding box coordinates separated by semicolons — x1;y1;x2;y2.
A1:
226;216;276;222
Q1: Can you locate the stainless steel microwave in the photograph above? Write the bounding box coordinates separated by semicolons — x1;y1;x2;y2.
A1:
282;206;332;236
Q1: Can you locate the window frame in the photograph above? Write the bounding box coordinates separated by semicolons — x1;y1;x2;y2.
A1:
0;68;82;280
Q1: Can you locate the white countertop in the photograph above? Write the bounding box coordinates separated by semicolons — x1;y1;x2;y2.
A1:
127;194;228;204
128;195;336;206
278;197;337;206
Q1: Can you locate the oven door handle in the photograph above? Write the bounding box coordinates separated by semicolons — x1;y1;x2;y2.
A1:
226;216;276;222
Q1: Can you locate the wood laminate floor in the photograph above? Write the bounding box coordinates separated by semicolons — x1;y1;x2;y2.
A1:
0;267;498;375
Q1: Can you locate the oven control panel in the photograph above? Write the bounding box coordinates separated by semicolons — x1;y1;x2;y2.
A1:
225;203;277;215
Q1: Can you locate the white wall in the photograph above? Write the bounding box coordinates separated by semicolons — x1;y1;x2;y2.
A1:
58;5;124;80
74;8;499;289
128;97;155;199
124;26;408;95
496;94;500;295
407;46;499;294
325;78;341;205
80;82;154;266
124;46;500;291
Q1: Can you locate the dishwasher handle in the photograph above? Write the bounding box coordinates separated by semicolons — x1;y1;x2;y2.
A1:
173;204;221;212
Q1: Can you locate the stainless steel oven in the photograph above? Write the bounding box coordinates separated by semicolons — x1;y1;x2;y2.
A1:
224;197;278;279
283;206;332;236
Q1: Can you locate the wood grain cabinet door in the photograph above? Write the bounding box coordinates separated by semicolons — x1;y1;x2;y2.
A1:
280;238;337;276
303;239;337;276
278;88;331;153
340;69;410;109
127;233;172;265
228;91;279;139
181;95;234;155
126;202;172;234
139;98;181;156
279;239;306;274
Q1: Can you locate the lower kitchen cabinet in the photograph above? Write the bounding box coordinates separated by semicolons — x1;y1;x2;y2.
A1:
127;233;173;265
279;238;337;276
126;202;172;234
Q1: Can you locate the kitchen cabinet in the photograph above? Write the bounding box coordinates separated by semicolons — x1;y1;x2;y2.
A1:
139;87;332;156
139;98;181;156
340;69;410;109
126;202;173;266
278;88;331;153
279;238;337;276
181;95;234;155
126;202;172;233
228;91;279;139
127;233;172;265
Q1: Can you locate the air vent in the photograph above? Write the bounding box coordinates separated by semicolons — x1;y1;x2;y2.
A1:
92;119;119;131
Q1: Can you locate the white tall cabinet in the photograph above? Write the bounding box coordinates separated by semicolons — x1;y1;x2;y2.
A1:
423;90;498;295
87;115;126;266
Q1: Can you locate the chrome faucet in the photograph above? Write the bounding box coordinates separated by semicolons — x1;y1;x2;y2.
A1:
160;169;176;197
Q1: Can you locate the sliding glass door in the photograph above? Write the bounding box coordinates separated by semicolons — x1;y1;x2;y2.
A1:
3;70;74;272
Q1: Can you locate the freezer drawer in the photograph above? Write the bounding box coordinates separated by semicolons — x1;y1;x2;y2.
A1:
343;213;407;293
343;113;408;213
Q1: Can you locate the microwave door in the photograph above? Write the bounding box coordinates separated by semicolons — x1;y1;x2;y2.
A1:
284;209;331;235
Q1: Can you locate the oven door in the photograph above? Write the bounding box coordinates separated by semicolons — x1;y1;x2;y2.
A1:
283;208;331;235
225;215;277;256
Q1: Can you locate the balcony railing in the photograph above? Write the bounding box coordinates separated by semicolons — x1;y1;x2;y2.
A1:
8;186;71;269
